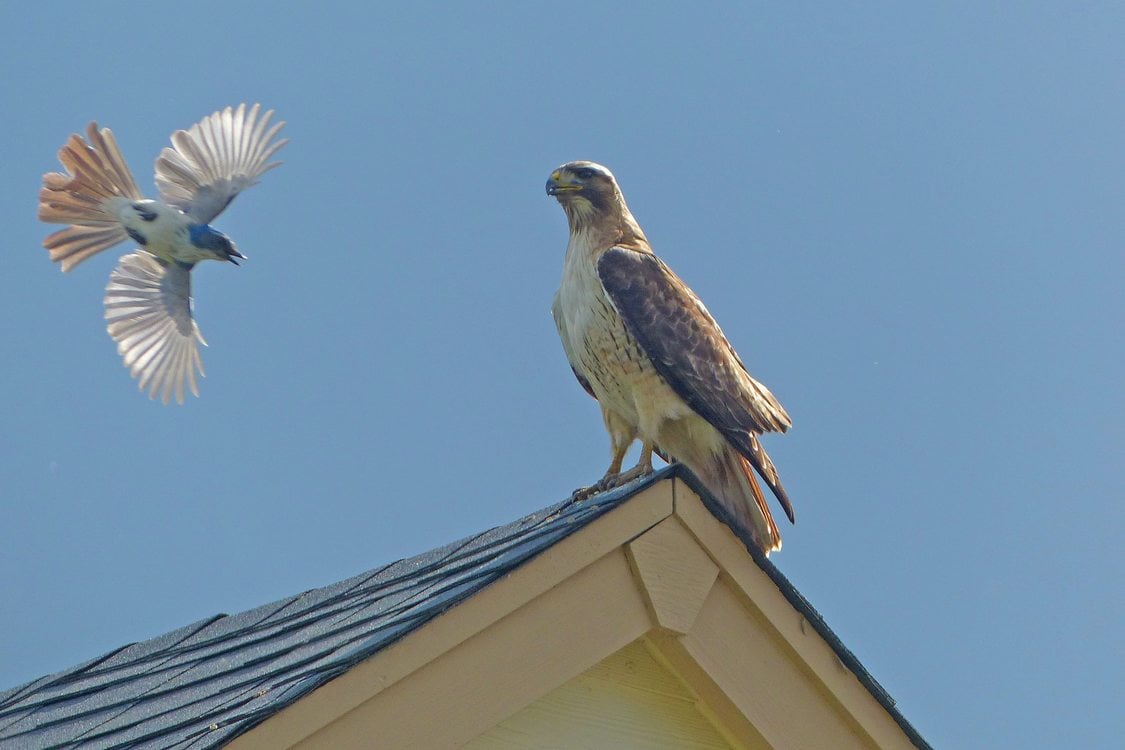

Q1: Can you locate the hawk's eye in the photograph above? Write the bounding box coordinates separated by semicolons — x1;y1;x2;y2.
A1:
573;168;596;180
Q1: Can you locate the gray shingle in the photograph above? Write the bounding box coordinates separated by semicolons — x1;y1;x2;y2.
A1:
0;469;652;750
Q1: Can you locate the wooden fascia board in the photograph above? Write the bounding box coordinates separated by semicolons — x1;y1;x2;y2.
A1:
627;516;873;749
292;546;653;749
669;478;918;750
673;575;877;749
228;482;674;750
642;632;774;750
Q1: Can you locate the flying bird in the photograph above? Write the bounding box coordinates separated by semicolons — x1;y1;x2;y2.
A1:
38;103;287;403
548;161;794;553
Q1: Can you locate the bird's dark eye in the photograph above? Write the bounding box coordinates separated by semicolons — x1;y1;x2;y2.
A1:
573;168;596;180
132;203;157;222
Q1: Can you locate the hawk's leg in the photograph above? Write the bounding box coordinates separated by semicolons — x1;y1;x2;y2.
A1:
611;441;655;486
569;418;635;501
601;429;632;480
570;441;656;501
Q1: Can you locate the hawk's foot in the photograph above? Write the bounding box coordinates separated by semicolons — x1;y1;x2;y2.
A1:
568;483;601;502
612;460;654;488
569;473;617;501
569;464;657;502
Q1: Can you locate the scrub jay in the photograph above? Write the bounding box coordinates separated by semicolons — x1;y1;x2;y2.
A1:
39;103;287;403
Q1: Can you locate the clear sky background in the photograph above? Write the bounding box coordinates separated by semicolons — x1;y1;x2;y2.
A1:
1;4;1121;748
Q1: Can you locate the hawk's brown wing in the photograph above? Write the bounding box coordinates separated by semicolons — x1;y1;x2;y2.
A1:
597;246;795;522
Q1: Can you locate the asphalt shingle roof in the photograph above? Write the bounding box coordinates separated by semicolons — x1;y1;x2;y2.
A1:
0;466;930;750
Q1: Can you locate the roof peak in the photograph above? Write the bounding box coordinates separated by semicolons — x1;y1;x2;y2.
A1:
0;466;929;750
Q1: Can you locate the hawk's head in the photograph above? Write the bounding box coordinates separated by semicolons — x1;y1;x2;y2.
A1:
546;161;620;218
546;161;647;246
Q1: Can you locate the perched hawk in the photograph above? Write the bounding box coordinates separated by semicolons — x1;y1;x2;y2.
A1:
548;161;794;553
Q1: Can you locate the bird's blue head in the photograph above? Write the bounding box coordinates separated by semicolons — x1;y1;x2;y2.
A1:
188;224;245;265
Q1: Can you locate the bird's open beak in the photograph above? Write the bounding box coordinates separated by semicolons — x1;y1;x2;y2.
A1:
546;170;581;197
228;247;245;266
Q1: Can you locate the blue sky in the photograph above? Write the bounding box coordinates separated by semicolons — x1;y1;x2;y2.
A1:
2;4;1122;747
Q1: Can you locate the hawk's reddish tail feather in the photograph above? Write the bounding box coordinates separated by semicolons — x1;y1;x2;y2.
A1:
690;446;782;554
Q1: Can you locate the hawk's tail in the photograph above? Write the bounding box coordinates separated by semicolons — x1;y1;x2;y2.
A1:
39;123;141;271
690;445;783;555
744;434;795;524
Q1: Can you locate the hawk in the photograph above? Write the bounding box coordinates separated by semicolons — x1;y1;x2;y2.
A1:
38;104;287;403
548;161;794;553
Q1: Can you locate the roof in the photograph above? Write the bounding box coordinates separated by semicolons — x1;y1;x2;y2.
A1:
0;465;930;750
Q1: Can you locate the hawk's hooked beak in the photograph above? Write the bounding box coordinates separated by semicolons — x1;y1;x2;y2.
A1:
546;170;581;197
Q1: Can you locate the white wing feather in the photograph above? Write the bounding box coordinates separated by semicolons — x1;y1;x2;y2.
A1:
104;251;206;404
154;103;287;224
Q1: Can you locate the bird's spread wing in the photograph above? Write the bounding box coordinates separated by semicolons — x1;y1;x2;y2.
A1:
104;251;206;404
597;246;795;520
154;103;287;224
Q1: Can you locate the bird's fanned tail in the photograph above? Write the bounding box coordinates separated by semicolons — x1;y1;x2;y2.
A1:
39;123;142;271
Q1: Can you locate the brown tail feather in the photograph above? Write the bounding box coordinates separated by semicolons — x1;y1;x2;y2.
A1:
691;446;782;554
38;188;121;226
38;123;142;271
83;123;142;199
44;225;131;272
